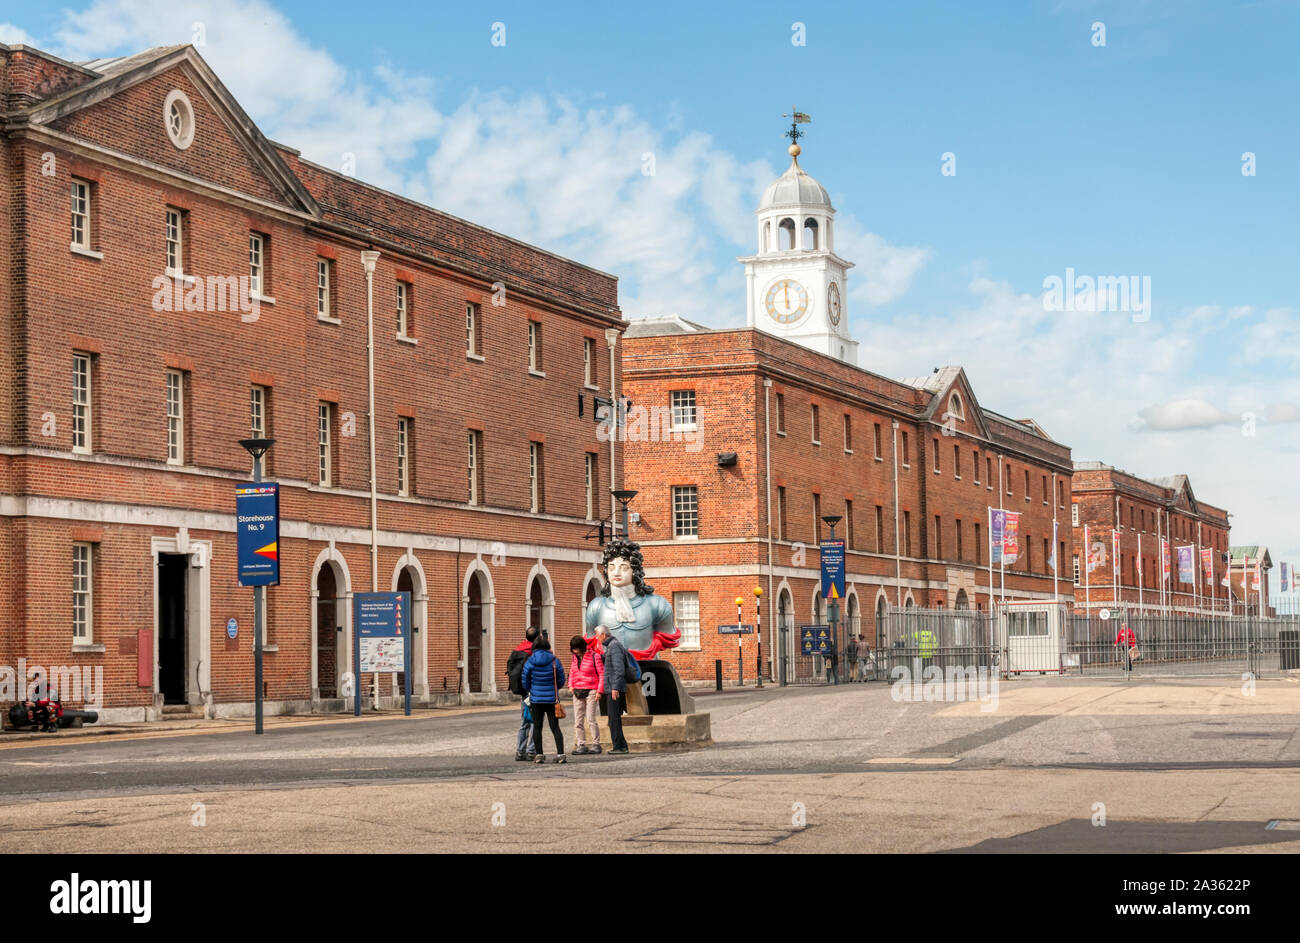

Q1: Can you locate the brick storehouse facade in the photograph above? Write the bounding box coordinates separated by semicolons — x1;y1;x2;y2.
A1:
1069;463;1233;613
1;43;626;720
620;319;1074;683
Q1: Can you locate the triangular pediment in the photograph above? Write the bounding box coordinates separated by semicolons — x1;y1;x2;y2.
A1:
23;46;317;216
912;366;991;440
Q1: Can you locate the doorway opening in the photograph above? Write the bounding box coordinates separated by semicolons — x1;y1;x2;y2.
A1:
316;564;338;698
158;553;188;704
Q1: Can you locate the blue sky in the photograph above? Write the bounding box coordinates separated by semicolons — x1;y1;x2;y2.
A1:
4;0;1298;600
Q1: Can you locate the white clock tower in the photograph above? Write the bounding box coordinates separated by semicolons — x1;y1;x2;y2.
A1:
740;128;858;365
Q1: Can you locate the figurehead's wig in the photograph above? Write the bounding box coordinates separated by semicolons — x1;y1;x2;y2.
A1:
600;537;653;596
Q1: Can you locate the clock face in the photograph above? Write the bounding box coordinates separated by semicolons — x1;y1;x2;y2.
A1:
828;281;842;326
764;278;809;324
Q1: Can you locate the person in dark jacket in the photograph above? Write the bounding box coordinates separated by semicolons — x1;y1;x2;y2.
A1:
521;636;567;764
509;626;540;761
596;626;633;754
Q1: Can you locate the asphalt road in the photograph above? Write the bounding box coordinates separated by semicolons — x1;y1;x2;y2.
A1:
2;678;1298;852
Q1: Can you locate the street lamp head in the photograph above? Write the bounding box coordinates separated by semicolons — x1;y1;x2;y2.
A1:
822;514;842;528
611;489;639;504
239;437;276;460
753;586;763;597
735;597;744;606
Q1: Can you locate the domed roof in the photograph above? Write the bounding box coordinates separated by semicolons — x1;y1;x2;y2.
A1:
759;151;832;211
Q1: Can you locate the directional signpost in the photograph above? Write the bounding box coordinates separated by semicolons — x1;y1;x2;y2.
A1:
353;591;412;716
236;472;278;735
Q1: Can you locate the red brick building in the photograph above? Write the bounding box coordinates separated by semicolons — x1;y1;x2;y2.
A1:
1227;545;1274;617
621;318;1074;683
1069;463;1233;614
1;43;626;720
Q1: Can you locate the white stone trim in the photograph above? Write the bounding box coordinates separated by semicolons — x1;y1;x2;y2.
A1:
391;550;430;700
310;545;353;705
461;556;497;695
0;493;601;565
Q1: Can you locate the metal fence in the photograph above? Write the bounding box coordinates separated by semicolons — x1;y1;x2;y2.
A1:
775;604;1300;684
1066;609;1296;678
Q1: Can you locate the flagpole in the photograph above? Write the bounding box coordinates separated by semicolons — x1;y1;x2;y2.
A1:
1084;524;1091;611
998;458;1005;608
1138;532;1144;612
1051;472;1059;602
987;505;993;614
1113;495;1120;611
1195;522;1202;615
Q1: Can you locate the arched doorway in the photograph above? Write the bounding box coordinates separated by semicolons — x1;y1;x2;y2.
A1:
315;564;339;699
876;594;888;650
777;587;793;685
466;571;487;693
525;567;554;643
955;589;970;610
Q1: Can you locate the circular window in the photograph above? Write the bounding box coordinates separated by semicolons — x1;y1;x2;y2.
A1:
163;90;195;150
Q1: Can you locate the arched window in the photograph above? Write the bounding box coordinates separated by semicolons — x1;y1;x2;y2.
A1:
948;392;965;421
763;220;771;252
778;218;796;250
803;218;819;251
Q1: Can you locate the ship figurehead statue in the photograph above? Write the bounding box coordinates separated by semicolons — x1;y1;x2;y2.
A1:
584;538;681;659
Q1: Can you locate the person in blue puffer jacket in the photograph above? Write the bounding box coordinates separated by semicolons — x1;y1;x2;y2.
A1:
521;635;567;764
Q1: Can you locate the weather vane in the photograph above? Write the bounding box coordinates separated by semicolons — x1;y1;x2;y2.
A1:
783;108;811;145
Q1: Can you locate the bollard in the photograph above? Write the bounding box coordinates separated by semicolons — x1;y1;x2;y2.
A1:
715;659;723;691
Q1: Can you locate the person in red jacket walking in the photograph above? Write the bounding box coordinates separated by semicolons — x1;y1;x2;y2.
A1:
568;635;604;755
1115;622;1136;672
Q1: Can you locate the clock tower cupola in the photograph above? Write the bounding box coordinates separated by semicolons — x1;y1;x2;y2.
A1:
740;112;858;365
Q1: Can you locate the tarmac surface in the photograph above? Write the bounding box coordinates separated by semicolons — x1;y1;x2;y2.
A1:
2;676;1298;852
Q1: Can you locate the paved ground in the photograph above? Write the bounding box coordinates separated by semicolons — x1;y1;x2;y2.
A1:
2;677;1298;852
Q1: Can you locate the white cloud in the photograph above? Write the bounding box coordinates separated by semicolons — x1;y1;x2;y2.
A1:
836;223;930;305
1266;403;1300;424
1132;399;1237;431
0;22;36;44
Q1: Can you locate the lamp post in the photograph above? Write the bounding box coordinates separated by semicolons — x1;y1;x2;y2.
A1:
735;596;745;686
754;586;764;688
239;437;275;735
612;489;638;537
822;515;842;683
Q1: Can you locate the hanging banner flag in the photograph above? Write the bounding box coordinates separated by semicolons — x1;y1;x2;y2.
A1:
1161;539;1171;583
1252;558;1261;591
1112;529;1121;568
1048;520;1058;573
1086;525;1106;573
989;508;1004;565
1003;511;1020;565
1281;562;1290;593
1176;545;1194;584
1200;548;1214;588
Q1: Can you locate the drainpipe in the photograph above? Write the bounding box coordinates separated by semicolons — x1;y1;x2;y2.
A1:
892;420;902;609
764;377;774;679
605;328;620;536
361;250;380;707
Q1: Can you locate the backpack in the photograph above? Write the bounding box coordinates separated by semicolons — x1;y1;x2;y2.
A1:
507;648;530;696
625;650;642;682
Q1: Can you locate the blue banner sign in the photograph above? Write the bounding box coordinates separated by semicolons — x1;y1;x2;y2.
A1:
820;539;845;600
235;483;279;586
